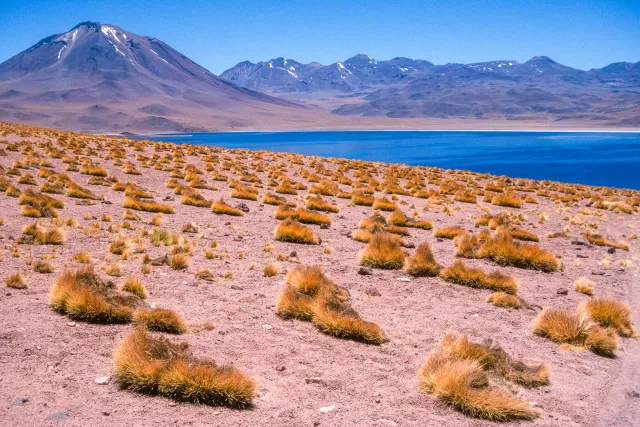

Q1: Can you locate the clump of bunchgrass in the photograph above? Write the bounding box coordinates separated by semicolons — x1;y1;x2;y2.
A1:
113;328;256;407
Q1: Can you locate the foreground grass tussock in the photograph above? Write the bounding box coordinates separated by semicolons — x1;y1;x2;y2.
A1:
49;266;142;324
532;307;618;357
419;332;548;420
276;265;386;344
124;196;175;214
358;232;406;269
578;298;636;337
113;328;256;407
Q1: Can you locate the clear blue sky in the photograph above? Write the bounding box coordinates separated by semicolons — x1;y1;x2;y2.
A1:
1;0;638;74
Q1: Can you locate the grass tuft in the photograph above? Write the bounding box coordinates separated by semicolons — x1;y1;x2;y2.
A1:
113;329;256;407
440;261;518;294
358;232;406;270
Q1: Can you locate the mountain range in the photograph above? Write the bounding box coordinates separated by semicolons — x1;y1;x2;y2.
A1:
221;55;640;123
0;22;638;133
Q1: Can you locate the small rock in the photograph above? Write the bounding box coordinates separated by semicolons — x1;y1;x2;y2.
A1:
404;242;415;249
11;397;29;406
289;251;298;258
168;401;177;407
306;377;327;386
101;200;112;205
320;223;330;229
102;411;110;416
607;247;616;254
230;285;244;290
275;366;286;372
163;196;175;201
66;322;76;327
557;288;569;295
397;277;411;282
319;405;335;413
576;254;588;259
262;324;273;330
378;419;398;427
94;376;110;385
235;203;250;213
46;411;69;423
358;267;373;276
592;271;606;276
571;239;591;246
627;389;640;398
365;287;381;297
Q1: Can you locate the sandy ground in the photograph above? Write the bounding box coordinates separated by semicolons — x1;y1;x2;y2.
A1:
0;125;639;427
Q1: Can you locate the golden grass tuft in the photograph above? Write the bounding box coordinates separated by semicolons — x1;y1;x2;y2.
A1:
306;195;339;213
135;308;187;334
434;227;467;239
276;265;386;344
169;254;190;270
211;198;244;216
358;232;406;270
578;298;636;337
122;277;147;299
34;259;55;274
263;263;279;277
532;308;618;357
274;206;330;225
582;232;630;251
418;332;546;421
5;272;27;289
48;266;142;324
573;277;595;296
274;219;320;245
477;232;559;272
491;192;523;208
124;196;175;214
440;261;518;294
113;328;256;407
487;292;524;309
405;243;441;277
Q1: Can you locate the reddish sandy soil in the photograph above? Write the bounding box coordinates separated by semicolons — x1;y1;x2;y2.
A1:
0;124;638;427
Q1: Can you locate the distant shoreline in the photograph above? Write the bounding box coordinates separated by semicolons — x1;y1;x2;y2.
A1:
122;128;640;137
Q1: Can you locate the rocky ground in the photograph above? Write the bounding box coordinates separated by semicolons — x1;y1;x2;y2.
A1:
0;123;638;427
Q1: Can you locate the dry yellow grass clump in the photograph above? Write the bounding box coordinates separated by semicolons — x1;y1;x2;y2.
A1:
49;266;140;324
306;195;339;213
532;308;618;357
434;226;467;239
20;223;65;245
274;219;320;245
276;265;387;344
274;206;330;226
573;277;595;296
487;292;524;309
124;196;175;214
5;272;27;289
263;263;279;277
405;243;442;277
122;277;147;299
491;192;523;208
211;198;244;216
582;232;630;251
134;308;187;334
477;232;560;272
113;328;256;407
419;332;548;420
358;232;406;270
440;261;519;294
578;298;636;337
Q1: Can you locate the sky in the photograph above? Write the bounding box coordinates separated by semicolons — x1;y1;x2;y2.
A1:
0;0;639;74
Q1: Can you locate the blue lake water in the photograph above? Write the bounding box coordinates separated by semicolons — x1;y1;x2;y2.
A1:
137;131;640;190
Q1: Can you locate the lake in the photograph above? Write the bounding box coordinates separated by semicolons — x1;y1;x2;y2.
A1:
137;131;640;190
